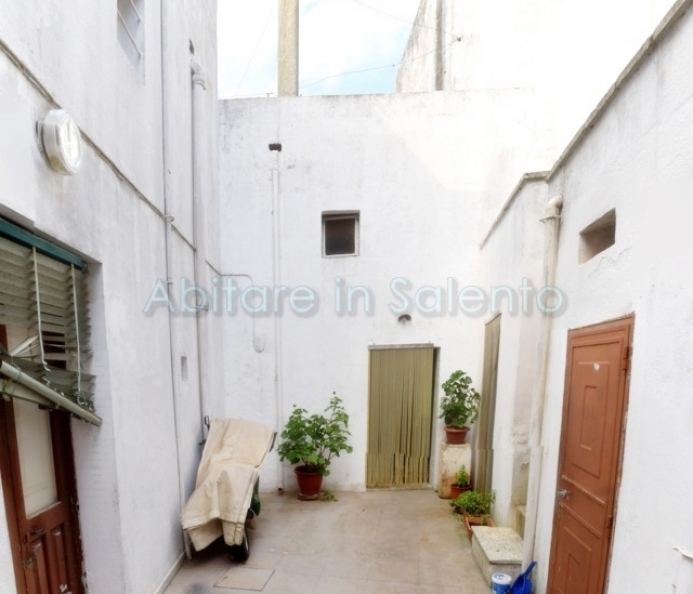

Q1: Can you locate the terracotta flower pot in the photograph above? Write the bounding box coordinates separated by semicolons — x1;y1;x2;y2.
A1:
445;426;469;444
462;513;495;538
294;465;323;500
450;484;472;499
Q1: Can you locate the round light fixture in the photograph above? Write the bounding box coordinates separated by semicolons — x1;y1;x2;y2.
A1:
39;109;83;174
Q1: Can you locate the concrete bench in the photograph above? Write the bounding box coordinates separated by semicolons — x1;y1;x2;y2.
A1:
471;526;523;584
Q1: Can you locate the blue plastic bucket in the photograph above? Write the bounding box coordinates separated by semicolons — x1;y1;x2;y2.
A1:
491;573;512;593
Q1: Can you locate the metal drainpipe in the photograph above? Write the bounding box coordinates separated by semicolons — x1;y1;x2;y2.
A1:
191;62;210;440
522;195;563;568
159;1;191;559
271;162;285;490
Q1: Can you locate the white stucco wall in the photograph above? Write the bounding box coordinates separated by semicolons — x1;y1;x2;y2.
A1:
477;178;548;530
394;0;445;93
523;5;693;592
0;2;221;593
392;2;693;594
397;0;676;208
219;90;562;494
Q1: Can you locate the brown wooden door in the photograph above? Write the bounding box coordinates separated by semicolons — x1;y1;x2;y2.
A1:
547;316;632;594
0;401;84;594
0;329;84;594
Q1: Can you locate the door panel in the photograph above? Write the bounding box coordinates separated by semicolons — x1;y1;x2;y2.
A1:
548;317;632;594
48;525;71;587
24;523;75;594
24;538;51;594
15;399;59;516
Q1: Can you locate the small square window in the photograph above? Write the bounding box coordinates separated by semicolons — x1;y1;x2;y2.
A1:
579;209;616;264
323;212;359;257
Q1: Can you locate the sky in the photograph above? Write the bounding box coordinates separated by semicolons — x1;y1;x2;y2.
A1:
217;0;422;98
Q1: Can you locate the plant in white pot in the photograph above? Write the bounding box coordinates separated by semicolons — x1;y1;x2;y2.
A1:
439;370;480;444
277;395;353;500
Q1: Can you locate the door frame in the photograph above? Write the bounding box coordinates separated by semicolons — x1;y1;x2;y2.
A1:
0;401;26;591
547;314;633;593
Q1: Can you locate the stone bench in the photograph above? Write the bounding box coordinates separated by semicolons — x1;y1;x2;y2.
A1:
471;526;523;584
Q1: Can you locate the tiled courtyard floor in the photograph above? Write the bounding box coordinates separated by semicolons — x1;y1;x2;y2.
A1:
163;488;490;594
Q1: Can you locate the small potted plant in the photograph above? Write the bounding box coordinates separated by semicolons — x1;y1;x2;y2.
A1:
450;465;471;499
439;369;480;444
277;395;353;500
450;490;496;537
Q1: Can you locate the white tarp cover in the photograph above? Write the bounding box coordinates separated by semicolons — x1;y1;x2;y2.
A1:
181;418;275;550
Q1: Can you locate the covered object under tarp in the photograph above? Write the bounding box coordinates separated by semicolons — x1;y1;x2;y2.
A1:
181;418;275;551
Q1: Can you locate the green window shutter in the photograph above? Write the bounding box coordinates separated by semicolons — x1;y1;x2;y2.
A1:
0;237;33;329
0;230;97;422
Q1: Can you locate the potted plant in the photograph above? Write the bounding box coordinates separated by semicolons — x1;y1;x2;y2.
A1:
450;490;496;537
450;465;471;499
439;369;480;444
277;395;353;500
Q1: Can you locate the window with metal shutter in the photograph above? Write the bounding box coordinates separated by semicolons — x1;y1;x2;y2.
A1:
0;224;96;421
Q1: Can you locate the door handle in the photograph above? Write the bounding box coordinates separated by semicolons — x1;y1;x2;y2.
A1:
556;489;571;499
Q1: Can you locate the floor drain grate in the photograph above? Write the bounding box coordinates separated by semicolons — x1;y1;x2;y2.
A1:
215;567;274;591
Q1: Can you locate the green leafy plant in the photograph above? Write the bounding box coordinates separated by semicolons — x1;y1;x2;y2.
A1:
450;490;495;516
319;489;337;502
453;465;470;488
277;395;353;476
439;370;481;428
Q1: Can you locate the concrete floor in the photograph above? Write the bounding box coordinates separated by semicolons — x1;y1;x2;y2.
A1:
163;489;491;594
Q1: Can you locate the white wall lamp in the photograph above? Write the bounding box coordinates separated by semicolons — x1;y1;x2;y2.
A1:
38;109;83;174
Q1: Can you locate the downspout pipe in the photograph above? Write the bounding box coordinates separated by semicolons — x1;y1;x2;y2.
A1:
271;163;285;490
159;2;191;559
522;195;563;568
191;62;210;438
